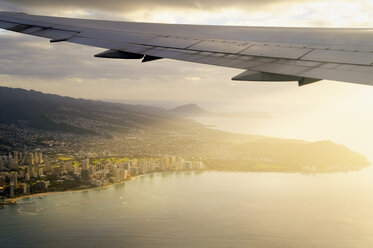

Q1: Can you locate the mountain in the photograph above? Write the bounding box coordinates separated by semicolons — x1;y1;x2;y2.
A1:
169;103;211;116
0;87;369;172
0;87;200;137
169;103;273;119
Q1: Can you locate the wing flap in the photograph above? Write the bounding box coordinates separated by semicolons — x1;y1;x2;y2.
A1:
80;30;157;44
68;36;153;53
146;36;201;49
188;40;251;54
21;26;45;34
0;20;21;29
0;14;53;29
232;70;321;86
240;45;313;60
3;12;373;85
0;16;80;41
301;49;373;66
35;29;79;41
249;60;373;85
94;49;144;59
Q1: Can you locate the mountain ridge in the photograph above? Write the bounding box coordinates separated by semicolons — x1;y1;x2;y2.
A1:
169;103;211;116
0;87;200;136
0;86;369;173
169;103;273;119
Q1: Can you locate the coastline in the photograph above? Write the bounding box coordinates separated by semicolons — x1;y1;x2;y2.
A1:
9;175;142;204
6;166;368;203
9;170;204;203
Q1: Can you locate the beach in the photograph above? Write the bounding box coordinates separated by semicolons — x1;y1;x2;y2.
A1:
8;175;141;204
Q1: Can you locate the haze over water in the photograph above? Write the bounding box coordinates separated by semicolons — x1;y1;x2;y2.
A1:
1;116;373;248
1;170;373;248
195;113;373;161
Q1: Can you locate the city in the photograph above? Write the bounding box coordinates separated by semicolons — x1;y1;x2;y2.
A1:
0;150;205;203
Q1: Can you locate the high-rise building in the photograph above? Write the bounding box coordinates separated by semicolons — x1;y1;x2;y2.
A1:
96;163;102;171
114;168;121;183
35;152;39;164
0;176;5;187
26;153;34;165
34;152;39;164
52;166;63;176
184;161;193;170
162;156;170;170
9;182;15;198
119;169;127;182
13;151;18;163
18;171;25;178
176;157;184;170
21;183;30;195
81;169;91;181
38;167;44;177
124;162;131;170
82;159;90;170
10;172;17;187
44;161;52;173
148;159;155;171
193;161;205;170
34;152;42;164
130;167;138;176
139;159;148;174
131;159;137;167
38;153;43;164
10;162;18;170
34;181;49;191
65;161;75;173
169;156;176;168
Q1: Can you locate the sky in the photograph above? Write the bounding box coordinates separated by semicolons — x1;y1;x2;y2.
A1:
1;0;373;155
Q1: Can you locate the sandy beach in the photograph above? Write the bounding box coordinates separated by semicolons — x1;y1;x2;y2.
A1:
9;176;141;204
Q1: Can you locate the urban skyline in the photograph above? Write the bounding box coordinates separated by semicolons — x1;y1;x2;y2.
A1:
0;150;205;201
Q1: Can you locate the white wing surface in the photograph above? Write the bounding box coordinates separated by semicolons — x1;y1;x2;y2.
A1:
2;12;373;86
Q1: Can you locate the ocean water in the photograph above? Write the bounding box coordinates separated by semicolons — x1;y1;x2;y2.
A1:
1;170;373;248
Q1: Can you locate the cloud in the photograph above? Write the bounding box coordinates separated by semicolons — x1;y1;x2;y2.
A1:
0;0;372;103
1;0;299;13
0;31;254;102
0;0;373;103
0;33;236;81
2;0;372;28
2;0;373;156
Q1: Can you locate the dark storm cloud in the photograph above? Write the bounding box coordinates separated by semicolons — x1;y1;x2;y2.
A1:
1;0;300;12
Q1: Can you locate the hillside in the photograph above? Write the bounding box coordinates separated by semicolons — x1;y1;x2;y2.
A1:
0;87;200;136
204;139;370;172
0;87;369;172
169;103;273;119
169;103;211;116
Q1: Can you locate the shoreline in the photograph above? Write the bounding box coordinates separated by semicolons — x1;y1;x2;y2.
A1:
9;175;142;204
5;167;369;203
8;170;199;204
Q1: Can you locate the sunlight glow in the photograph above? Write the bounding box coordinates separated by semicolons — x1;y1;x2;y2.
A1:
1;0;373;156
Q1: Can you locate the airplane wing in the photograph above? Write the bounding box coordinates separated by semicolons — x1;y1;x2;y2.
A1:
1;12;373;86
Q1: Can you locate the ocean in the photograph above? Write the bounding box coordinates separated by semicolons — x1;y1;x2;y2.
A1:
1;170;373;248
